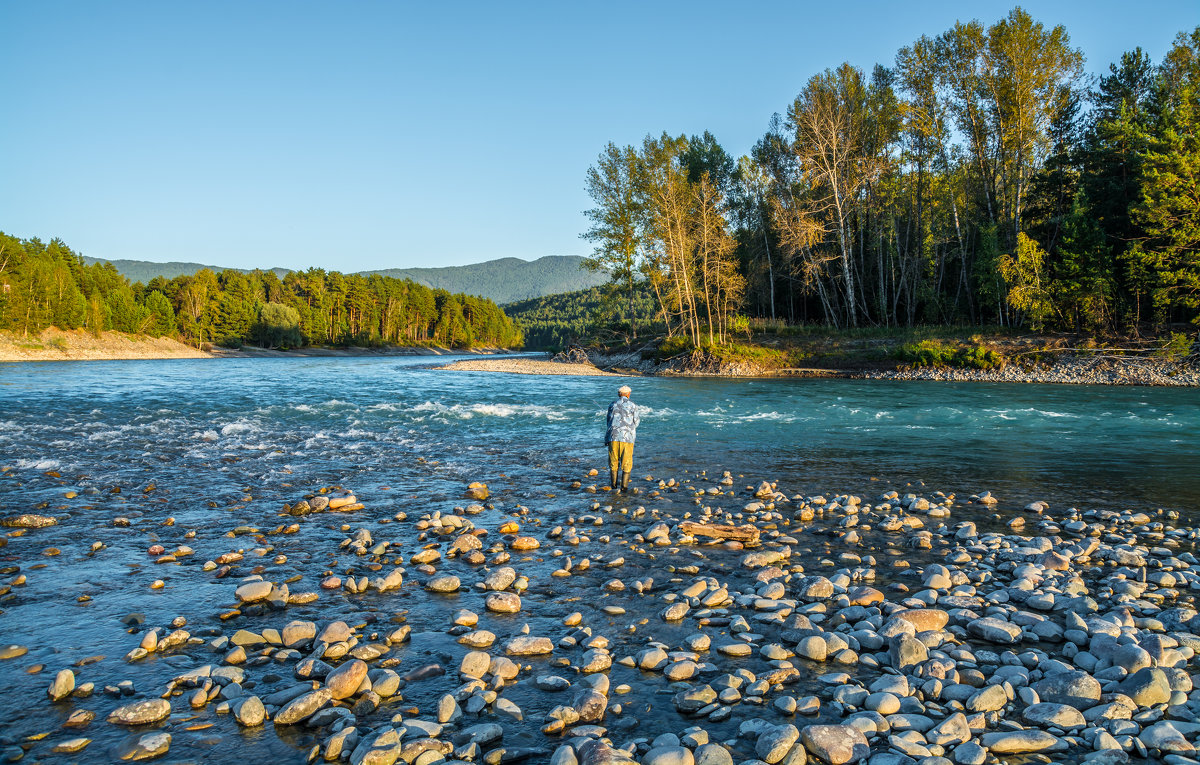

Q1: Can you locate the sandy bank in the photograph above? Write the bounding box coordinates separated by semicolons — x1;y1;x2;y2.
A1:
0;329;211;362
213;345;507;359
0;329;514;363
436;357;624;376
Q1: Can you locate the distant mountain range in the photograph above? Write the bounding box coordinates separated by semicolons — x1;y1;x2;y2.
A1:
80;254;607;304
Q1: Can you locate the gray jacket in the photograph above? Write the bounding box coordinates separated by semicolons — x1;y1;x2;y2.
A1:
606;397;640;444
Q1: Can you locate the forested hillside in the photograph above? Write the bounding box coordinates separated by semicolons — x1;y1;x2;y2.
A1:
504;284;658;350
81;254;605;304
1;233;522;349
583;12;1200;343
79;257;291;284
369;255;606;303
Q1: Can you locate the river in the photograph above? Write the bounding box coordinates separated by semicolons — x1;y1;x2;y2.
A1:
0;356;1196;762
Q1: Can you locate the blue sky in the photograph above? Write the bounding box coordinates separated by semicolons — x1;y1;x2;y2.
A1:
2;1;1195;272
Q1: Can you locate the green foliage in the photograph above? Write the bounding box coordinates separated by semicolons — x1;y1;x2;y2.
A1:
504;284;658;350
999;233;1054;329
253;302;302;349
897;340;1005;370
579;13;1198;335
1159;331;1194;359
105;285;151;333
654;336;693;358
143;291;176;337
0;232;522;349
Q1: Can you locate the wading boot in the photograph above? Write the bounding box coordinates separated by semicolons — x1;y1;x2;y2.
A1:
610;472;618;493
621;476;631;494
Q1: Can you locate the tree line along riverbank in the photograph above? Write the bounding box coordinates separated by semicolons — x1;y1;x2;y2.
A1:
576;13;1200;348
0;232;522;352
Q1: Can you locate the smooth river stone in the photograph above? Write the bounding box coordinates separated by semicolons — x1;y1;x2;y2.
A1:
504;636;553;655
890;608;950;632
717;643;752;657
486;592;521;613
484;567;517;591
644;746;695;765
107;699;171;726
1118;667;1172;706
425;575;460;593
460;651;491;678
232;696;265;726
967;617;1022;644
756;724;799;764
1033;670;1102;709
113;732;171;761
1022;702;1085;728
274;688;332;724
458;630;496;648
801;724;870;764
48;669;75;701
325;659;368;699
317;621;353;644
281;620;317;647
235;580;274;603
979;730;1059;753
0;514;58;528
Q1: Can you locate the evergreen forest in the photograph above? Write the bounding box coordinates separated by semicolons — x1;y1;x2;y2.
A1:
0;233;522;349
505;284;659;350
582;10;1200;343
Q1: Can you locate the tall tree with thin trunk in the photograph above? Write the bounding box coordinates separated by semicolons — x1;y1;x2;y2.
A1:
582;142;642;341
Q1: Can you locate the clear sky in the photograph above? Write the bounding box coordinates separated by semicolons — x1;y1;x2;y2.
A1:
2;1;1195;272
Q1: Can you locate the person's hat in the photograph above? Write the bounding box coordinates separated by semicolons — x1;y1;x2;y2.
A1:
618;385;632;396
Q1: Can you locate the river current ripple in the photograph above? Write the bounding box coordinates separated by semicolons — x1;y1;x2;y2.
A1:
0;356;1196;760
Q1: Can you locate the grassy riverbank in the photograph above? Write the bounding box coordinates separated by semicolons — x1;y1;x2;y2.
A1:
542;327;1196;386
584;326;1194;374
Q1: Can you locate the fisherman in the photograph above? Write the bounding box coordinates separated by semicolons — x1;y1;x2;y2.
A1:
605;384;640;493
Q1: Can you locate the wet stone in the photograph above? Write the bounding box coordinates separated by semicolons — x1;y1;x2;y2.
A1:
48;668;75;701
275;688;332;724
113;732;171;761
325;659;368;699
486;592;522;613
107;699;171;726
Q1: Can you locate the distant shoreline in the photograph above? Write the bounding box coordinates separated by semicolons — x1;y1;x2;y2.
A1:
0;329;511;364
7;330;1195;387
436;349;1200;387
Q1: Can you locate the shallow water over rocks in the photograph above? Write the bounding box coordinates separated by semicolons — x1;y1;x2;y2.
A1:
0;357;1197;764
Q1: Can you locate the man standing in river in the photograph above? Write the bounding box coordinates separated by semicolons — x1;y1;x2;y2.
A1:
606;384;640;493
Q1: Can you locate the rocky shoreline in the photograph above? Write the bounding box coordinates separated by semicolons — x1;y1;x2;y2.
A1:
573;349;1200;387
3;462;1199;764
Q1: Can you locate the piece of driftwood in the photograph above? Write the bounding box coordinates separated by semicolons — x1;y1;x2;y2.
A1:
679;521;760;544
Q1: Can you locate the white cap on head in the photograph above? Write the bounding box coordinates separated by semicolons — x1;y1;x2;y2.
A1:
618;385;632;397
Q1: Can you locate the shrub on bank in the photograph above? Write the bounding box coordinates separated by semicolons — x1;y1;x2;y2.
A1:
897;340;1004;370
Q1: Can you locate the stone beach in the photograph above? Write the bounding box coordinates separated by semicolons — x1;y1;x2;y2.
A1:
3;464;1199;765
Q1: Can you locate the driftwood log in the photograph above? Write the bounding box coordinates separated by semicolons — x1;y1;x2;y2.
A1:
678;521;760;544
